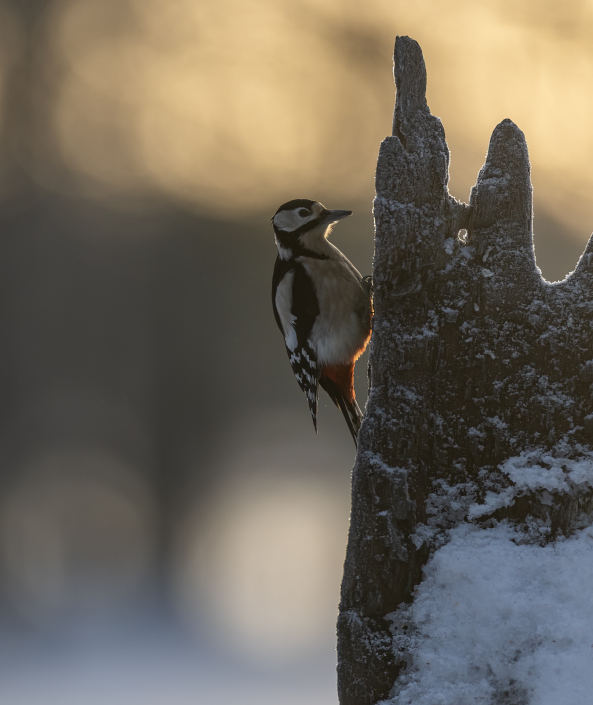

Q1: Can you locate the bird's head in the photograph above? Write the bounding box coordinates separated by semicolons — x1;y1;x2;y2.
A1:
271;199;352;259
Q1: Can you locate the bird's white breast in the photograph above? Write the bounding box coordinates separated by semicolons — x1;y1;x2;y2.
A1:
301;252;367;366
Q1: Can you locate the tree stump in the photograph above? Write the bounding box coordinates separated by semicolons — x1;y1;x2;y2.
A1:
337;35;593;705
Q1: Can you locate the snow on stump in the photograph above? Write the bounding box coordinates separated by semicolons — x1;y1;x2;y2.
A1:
337;36;593;705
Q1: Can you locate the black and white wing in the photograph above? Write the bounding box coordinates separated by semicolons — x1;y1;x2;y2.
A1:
272;257;321;430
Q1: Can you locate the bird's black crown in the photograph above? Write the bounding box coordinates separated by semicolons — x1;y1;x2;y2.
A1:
273;199;317;218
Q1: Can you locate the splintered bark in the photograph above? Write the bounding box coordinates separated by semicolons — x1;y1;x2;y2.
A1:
337;36;593;705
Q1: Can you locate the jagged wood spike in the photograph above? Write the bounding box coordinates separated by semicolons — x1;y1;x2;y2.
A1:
468;118;540;307
392;36;428;125
374;35;462;326
470;119;532;239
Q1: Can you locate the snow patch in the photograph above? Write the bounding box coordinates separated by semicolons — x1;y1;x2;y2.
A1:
384;523;593;705
364;451;406;476
468;452;593;519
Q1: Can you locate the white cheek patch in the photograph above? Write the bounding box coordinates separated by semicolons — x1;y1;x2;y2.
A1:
273;208;316;233
311;202;324;218
275;270;298;351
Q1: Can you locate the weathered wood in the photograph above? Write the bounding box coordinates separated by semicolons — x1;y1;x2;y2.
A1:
337;36;593;705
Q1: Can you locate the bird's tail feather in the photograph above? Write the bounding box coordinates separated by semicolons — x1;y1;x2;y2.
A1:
336;395;363;447
319;376;363;447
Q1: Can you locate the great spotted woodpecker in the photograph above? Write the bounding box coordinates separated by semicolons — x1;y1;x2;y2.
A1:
271;199;372;446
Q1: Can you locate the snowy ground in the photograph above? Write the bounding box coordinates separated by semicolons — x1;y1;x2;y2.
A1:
0;623;338;705
385;522;593;705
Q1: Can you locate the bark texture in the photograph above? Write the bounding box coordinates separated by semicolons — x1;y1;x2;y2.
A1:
337;36;593;705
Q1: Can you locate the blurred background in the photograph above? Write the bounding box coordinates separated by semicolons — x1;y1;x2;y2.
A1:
0;0;591;702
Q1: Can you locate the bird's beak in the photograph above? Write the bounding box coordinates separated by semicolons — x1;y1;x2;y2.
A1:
321;209;352;224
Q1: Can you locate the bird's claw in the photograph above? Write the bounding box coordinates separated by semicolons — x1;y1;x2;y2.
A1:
361;275;373;295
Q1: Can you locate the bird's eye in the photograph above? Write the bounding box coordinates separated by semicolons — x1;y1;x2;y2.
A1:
298;208;310;217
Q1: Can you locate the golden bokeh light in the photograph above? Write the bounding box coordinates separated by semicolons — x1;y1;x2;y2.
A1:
176;478;345;664
34;0;593;241
46;0;394;212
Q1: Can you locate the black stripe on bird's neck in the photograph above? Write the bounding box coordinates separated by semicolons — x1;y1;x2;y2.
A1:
274;228;329;260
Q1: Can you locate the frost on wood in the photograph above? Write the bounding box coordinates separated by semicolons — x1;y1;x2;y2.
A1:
337;36;593;705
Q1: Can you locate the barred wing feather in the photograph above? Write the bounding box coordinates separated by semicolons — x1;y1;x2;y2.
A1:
272;257;321;430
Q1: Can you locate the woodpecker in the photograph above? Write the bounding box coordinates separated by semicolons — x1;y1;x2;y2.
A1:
271;199;372;446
